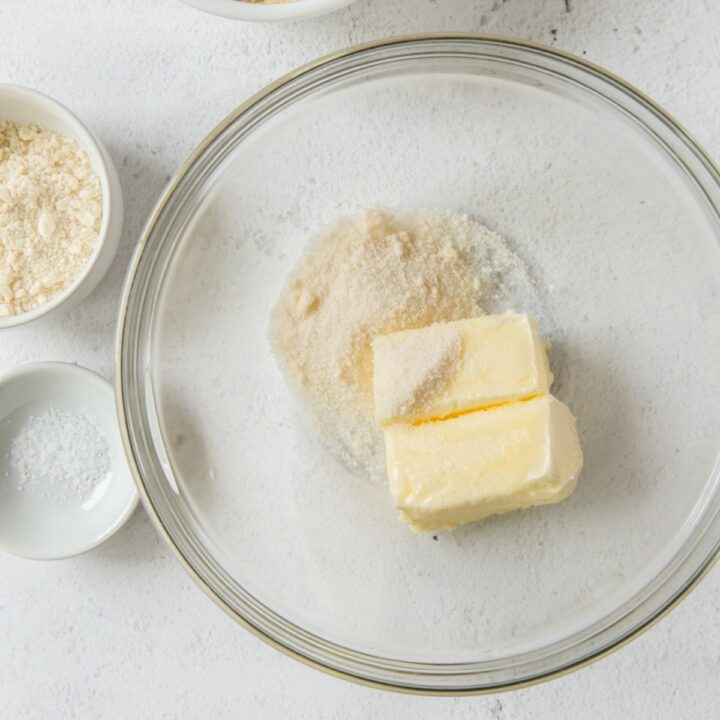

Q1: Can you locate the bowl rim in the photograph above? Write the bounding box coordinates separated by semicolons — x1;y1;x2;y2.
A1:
179;0;357;22
0;83;119;330
115;34;720;694
0;361;139;560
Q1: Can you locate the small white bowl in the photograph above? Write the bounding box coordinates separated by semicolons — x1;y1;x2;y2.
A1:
0;83;123;329
0;362;138;560
180;0;357;22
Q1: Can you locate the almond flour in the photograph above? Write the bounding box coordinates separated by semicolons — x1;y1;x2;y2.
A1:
0;121;102;317
270;208;525;471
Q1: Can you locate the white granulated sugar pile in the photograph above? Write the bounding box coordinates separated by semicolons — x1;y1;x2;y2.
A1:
0;121;102;316
372;323;463;422
8;407;110;502
271;208;531;471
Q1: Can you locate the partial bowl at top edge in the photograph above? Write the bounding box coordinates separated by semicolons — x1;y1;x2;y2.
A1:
179;0;357;22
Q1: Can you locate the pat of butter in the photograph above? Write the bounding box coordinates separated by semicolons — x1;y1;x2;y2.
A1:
384;395;583;532
373;313;553;425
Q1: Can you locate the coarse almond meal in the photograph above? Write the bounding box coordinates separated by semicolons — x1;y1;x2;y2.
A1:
0;121;102;317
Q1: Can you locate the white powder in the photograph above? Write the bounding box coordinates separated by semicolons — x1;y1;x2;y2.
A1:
372;323;463;422
270;208;527;470
0;121;102;316
7;407;110;502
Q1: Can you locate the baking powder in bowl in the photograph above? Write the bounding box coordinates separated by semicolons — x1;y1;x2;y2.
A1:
7;406;110;502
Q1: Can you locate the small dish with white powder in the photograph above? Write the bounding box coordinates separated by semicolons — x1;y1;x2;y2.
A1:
0;362;137;559
0;83;123;329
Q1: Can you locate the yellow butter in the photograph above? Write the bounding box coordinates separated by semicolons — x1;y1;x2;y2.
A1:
384;395;583;532
373;313;553;425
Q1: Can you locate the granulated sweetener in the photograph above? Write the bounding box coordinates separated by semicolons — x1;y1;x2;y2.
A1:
371;322;464;422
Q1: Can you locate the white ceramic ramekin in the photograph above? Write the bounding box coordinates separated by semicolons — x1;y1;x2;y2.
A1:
180;0;357;22
0;83;123;329
0;362;138;560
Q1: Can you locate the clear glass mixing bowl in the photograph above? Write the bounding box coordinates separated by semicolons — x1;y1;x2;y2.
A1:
117;36;720;693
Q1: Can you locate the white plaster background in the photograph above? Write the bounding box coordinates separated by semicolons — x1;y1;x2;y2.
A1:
1;0;719;717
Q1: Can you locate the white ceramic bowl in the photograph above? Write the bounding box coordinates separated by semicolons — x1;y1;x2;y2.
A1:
0;362;138;560
180;0;357;22
0;83;123;330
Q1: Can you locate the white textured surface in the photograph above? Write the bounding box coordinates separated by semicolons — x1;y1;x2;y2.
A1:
1;0;719;716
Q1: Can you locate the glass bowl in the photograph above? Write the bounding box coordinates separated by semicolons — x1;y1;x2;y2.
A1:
117;36;720;693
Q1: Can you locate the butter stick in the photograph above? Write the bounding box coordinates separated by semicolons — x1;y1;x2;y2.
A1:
373;313;553;425
384;395;582;532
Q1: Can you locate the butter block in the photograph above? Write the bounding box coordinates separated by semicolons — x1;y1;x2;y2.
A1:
384;395;583;532
373;313;553;425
